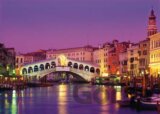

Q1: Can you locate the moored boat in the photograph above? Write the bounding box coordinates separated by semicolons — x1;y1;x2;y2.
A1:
140;95;160;110
134;94;160;110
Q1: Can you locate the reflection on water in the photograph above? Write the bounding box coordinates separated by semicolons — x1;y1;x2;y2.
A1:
114;86;122;101
11;90;17;114
0;84;157;114
58;84;68;114
99;86;107;104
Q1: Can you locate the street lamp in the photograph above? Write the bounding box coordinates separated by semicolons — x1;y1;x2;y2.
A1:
117;71;120;76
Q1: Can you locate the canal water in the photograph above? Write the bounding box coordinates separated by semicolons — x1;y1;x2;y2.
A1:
0;84;157;114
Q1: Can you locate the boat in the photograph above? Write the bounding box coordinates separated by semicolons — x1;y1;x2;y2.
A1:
141;95;160;109
134;94;160;110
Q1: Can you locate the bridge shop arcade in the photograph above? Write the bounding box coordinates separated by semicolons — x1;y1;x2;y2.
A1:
19;55;100;82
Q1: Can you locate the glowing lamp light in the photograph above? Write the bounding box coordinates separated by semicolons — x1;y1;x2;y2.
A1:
117;71;120;75
141;71;144;75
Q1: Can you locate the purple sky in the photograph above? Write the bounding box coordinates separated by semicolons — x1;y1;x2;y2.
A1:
0;0;160;53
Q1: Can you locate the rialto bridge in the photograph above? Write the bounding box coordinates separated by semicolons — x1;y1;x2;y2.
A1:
20;55;100;82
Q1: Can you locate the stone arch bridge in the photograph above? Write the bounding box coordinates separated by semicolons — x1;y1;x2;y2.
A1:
20;55;100;82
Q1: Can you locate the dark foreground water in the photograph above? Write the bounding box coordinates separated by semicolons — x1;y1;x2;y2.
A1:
0;84;157;114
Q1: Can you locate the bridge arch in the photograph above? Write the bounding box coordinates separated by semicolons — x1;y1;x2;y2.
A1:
84;65;89;71
45;63;50;69
42;71;89;82
51;61;56;68
73;63;78;69
68;61;72;67
79;64;83;70
96;68;100;74
28;67;33;73
90;67;95;73
34;65;39;72
40;64;45;71
22;68;27;74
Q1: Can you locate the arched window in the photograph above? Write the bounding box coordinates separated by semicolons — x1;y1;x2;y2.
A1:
22;68;27;74
68;61;72;67
96;68;100;74
90;67;95;73
79;64;83;70
73;63;78;69
84;66;89;71
45;63;50;69
34;65;39;72
28;67;33;73
51;61;56;68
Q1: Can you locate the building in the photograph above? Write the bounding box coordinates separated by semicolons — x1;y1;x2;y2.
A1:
0;43;16;76
16;50;46;69
107;40;130;75
46;45;97;62
149;33;160;77
138;39;150;75
108;42;119;75
119;51;128;76
149;9;159;77
93;40;130;75
127;43;139;77
147;9;157;37
93;44;109;75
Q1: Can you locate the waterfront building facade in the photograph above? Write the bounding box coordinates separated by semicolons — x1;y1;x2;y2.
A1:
16;50;46;70
46;45;97;62
107;41;119;75
119;51;128;76
147;9;159;77
93;43;109;75
93;40;130;76
138;39;150;75
107;40;130;75
149;33;160;77
0;43;16;76
127;44;139;77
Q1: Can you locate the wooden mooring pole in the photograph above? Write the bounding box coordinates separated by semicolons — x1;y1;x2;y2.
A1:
157;101;160;114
